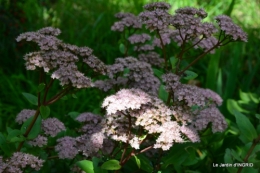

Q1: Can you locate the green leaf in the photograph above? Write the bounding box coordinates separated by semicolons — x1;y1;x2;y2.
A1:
92;157;108;173
224;149;237;173
170;57;178;69
72;94;77;99
22;92;38;105
134;155;141;169
21;116;42;140
37;83;46;92
183;70;198;80
60;95;68;101
153;68;164;78
7;129;22;141
10;136;26;143
101;160;121;170
137;154;153;173
159;85;169;102
68;112;81;120
227;99;250;114
40;105;50;119
232;110;257;143
0;133;12;156
119;43;125;54
76;160;94;173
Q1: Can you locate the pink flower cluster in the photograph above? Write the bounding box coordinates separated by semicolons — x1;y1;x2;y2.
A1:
95;57;160;95
111;12;142;32
0;152;44;173
16;27;107;88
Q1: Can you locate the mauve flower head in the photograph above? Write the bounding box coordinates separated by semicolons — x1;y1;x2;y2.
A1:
194;107;227;133
128;33;151;44
215;15;247;42
193;36;218;53
55;136;78;159
28;135;48;147
111;12;142;32
76;132;105;157
180;125;200;142
138;52;163;67
134;44;154;52
42;118;66;137
15;109;35;124
0;152;44;172
153;30;173;48
16;27;107;89
143;2;171;11
76;112;104;134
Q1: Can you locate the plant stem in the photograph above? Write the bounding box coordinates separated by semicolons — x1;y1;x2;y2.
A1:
156;29;168;70
237;134;260;173
17;108;41;151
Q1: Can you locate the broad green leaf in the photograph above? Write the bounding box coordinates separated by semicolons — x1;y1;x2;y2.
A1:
37;83;46;92
224;149;237;173
159;85;168;102
40;105;50;119
76;160;94;173
239;90;251;103
227;99;250;114
21;116;42;140
0;133;12;156
22;92;38;105
183;70;198;80
10;136;26;143
119;43;125;54
134;155;141;169
137;154;153;173
232;110;257;143
153;68;164;78
101;160;121;171
68;112;81;120
92;157;108;173
230;149;243;162
7;129;22;141
170;56;178;69
249;93;259;104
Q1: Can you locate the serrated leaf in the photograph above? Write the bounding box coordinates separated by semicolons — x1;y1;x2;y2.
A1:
40;105;50;119
134;155;141;169
119;43;125;54
22;92;38;105
101;160;121;170
76;160;94;173
37;83;46;92
232;110;257;143
183;70;198;80
21;116;42;140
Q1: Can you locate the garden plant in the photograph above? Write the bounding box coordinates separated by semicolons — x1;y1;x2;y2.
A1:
1;1;260;173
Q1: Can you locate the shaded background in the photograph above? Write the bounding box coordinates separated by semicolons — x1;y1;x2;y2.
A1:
0;0;260;131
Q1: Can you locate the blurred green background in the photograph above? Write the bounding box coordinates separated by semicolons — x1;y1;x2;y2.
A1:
0;0;259;129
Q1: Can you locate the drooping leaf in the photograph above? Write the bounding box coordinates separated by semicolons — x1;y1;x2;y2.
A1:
101;160;121;171
40;105;50;119
232;110;257;143
76;160;94;173
227;99;250;114
22;92;38;105
21;116;42;140
7;129;22;141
